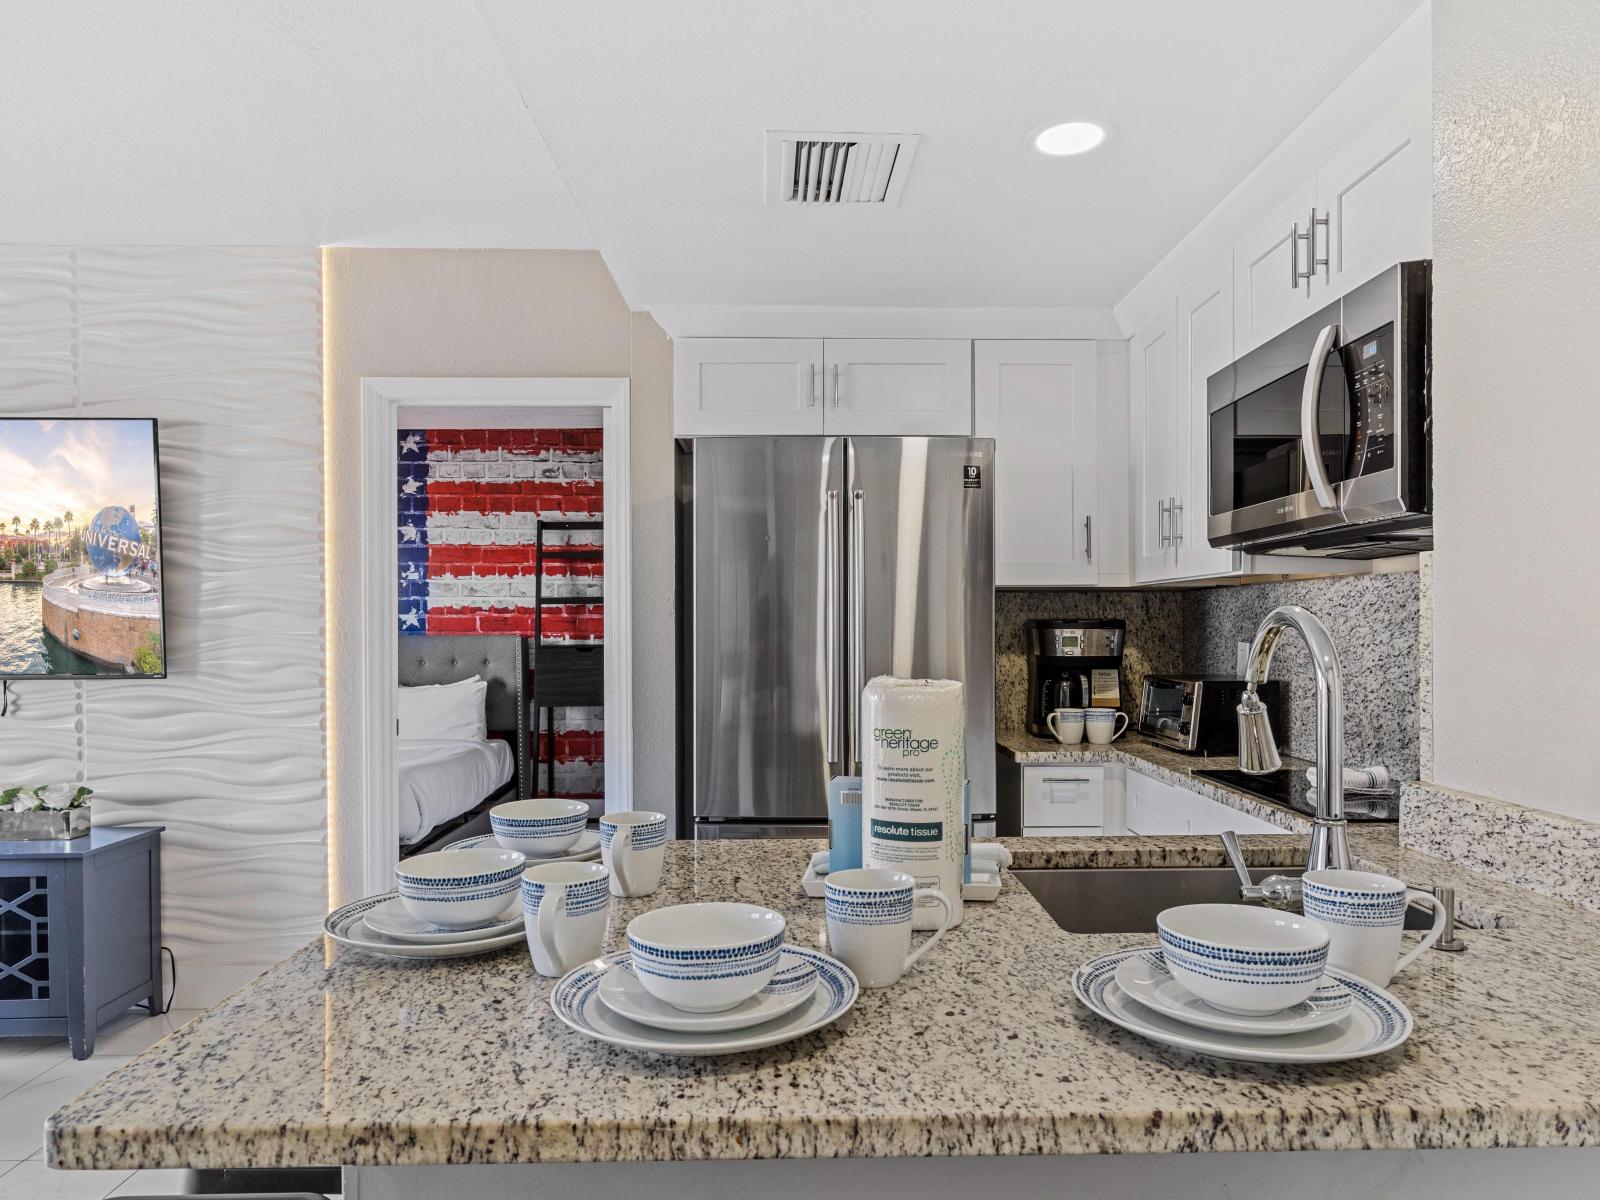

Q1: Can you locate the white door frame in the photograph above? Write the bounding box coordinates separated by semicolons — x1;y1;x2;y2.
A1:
356;376;632;897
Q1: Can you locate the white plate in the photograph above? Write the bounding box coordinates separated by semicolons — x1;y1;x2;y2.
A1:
597;949;818;1032
324;894;527;961
446;829;601;862
1074;946;1411;1064
361;895;522;944
1113;947;1354;1036
551;945;857;1055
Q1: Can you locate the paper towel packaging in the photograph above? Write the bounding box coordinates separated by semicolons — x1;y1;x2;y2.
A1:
860;676;966;930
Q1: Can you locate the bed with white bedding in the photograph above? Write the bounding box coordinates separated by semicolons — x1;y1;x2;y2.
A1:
396;635;528;854
397;737;515;846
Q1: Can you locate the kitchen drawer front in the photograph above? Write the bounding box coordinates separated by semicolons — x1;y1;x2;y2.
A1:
1022;767;1106;831
1021;825;1106;837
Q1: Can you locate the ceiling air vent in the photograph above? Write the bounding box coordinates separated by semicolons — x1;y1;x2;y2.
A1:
765;131;920;206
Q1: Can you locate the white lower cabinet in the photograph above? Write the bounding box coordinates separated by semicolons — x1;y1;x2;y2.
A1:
1018;764;1281;838
1022;766;1106;834
1123;767;1283;836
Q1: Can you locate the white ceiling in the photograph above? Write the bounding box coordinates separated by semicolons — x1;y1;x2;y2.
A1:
477;0;1426;309
0;1;593;248
3;0;1424;310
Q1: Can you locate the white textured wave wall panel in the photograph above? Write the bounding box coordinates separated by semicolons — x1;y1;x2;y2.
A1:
0;248;84;786
0;246;327;1003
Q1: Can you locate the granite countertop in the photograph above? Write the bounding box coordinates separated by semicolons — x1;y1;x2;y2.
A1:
47;827;1600;1169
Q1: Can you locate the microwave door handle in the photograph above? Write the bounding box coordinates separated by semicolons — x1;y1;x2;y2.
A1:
1300;322;1342;511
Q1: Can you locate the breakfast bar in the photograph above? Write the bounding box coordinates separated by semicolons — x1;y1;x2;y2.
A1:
45;822;1600;1198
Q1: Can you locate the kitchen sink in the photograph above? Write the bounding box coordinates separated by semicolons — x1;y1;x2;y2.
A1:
1013;867;1436;934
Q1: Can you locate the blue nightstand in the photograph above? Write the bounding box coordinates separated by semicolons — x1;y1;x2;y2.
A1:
0;825;164;1058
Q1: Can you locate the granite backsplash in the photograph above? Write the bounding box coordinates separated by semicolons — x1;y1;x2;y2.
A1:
995;590;1184;730
999;570;1421;782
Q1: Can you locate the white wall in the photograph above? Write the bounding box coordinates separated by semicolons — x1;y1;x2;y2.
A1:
1430;0;1600;821
0;247;326;1006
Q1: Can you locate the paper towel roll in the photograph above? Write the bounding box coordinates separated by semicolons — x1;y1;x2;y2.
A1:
860;676;966;930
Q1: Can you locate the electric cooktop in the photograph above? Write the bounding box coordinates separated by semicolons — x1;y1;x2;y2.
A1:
1192;769;1399;822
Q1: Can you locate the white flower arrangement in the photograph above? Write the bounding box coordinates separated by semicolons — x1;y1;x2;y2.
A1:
1;783;93;813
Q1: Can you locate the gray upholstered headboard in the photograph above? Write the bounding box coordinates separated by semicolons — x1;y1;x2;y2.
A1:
398;635;528;794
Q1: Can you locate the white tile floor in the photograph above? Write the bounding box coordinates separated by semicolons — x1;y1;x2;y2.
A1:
0;1009;201;1200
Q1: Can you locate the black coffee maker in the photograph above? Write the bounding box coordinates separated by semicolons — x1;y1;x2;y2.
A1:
1024;618;1126;737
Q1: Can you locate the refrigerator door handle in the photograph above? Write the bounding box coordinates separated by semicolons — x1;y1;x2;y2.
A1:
824;488;842;764
848;487;865;773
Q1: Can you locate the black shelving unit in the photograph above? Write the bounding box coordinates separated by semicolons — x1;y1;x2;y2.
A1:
532;520;604;801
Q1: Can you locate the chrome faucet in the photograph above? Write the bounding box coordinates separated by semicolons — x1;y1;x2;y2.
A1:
1237;604;1352;879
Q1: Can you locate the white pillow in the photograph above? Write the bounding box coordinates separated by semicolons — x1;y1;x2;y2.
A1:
397;676;488;742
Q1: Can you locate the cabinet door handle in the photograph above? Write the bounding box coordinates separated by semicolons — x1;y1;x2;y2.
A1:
1291;221;1314;290
1171;497;1183;547
809;363;819;408
832;363;842;408
1084;515;1092;564
1157;498;1170;547
1310;207;1330;282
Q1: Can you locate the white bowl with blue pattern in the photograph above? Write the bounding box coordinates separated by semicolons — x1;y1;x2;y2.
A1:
625;902;786;1013
490;798;590;856
394;847;526;929
1156;903;1330;1016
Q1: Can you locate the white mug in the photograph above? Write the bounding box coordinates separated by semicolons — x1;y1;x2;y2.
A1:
1302;869;1447;986
1083;708;1129;744
824;867;954;989
599;811;667;897
521;861;610;978
1046;708;1085;745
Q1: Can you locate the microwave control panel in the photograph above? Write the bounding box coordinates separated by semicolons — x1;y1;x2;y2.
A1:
1343;323;1395;477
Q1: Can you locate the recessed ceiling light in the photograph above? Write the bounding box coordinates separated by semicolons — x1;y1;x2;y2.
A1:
1032;121;1107;157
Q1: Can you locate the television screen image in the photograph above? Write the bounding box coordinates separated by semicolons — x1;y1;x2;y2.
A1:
0;418;166;678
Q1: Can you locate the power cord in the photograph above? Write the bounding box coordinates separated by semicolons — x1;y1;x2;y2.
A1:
142;946;176;1015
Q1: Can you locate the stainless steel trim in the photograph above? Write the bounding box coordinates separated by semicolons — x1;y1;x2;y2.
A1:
847;485;865;774
824;487;842;764
1084;514;1092;564
1311;207;1330;282
1312;208;1324;283
1296;222;1314;287
1300;322;1342;510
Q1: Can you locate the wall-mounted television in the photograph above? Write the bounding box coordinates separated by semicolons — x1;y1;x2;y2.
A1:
0;418;166;678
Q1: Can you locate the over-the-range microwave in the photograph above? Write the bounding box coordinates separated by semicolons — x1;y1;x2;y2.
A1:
1207;261;1431;558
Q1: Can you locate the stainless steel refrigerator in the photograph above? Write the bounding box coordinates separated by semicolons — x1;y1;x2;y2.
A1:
680;436;995;838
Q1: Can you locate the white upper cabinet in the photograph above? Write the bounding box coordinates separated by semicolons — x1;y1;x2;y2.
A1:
975;340;1098;586
822;339;972;435
1130;301;1182;582
1232;89;1432;356
674;338;971;436
674;338;824;436
1318;87;1432;293
1173;262;1243;578
1231;178;1319;355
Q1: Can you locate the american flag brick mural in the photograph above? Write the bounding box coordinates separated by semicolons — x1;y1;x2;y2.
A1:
398;426;604;798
